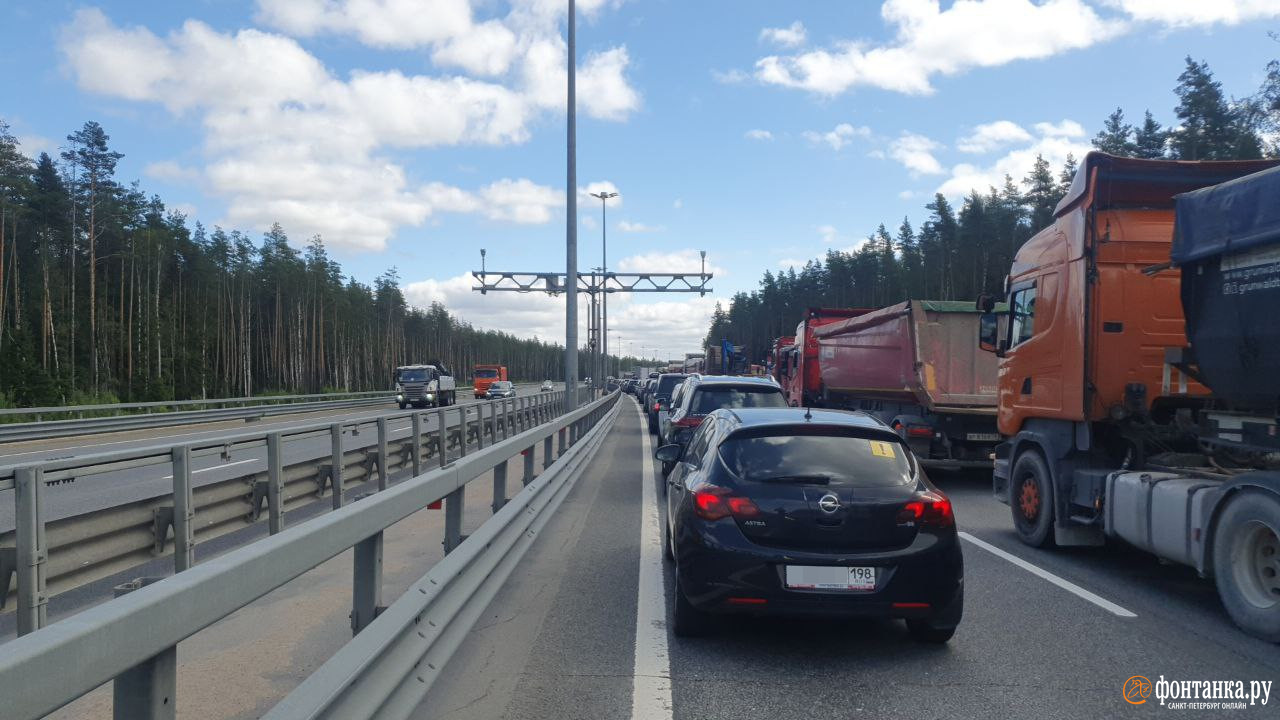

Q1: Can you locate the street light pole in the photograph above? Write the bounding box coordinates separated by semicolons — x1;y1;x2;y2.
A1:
589;190;618;396
564;0;578;410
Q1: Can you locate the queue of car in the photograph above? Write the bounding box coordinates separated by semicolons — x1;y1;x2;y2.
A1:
631;371;964;643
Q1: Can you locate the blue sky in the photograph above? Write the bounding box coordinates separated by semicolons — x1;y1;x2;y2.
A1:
3;0;1278;358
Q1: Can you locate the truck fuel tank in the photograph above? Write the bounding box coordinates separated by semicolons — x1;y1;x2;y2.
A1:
1104;471;1219;568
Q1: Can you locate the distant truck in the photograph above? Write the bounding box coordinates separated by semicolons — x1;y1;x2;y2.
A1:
776;307;871;407
682;353;705;374
768;335;795;383
473;364;507;399
814;300;1003;469
978;152;1280;641
704;339;750;375
395;364;457;408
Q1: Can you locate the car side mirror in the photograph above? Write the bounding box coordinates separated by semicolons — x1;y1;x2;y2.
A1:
978;312;1000;354
654;444;684;463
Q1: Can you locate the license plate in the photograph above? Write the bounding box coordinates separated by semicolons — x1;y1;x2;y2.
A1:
784;565;876;591
966;432;1001;442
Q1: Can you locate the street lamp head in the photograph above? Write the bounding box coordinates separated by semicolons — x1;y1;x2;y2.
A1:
590;191;618;201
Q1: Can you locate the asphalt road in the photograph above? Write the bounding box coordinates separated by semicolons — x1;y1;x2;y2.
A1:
419;396;1280;719
0;384;556;532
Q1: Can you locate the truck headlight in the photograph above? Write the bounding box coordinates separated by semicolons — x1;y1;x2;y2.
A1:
396;394;404;402
426;393;435;400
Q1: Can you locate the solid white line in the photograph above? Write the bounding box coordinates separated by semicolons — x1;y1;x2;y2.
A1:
958;531;1137;618
160;458;258;480
631;402;674;720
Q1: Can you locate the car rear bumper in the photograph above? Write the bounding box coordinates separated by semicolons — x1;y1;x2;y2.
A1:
675;521;964;625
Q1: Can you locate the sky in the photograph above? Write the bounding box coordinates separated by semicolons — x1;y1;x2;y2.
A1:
2;0;1279;361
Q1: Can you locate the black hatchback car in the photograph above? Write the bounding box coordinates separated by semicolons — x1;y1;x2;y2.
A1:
655;407;963;642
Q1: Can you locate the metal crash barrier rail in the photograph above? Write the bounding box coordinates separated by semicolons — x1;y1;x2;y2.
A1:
0;389;617;720
0;391;568;628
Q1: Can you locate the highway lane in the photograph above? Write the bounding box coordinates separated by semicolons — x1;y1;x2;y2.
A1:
0;384;560;532
419;397;1280;719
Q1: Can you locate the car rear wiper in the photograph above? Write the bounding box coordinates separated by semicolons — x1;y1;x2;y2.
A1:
753;474;832;484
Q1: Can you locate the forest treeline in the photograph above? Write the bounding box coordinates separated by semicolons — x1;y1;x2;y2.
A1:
0;122;620;407
705;56;1280;362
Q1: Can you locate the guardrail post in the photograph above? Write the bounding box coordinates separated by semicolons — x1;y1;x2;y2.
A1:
459;407;470;457
15;467;47;635
351;531;383;635
478;404;489;449
543;435;553;470
411;413;423;476
443;487;465;554
172;446;195;572
523;445;535;486
376;417;389;491
557;427;567;457
436;408;448;467
268;432;284;534
330;423;344;509
112;579;176;720
492;460;508;513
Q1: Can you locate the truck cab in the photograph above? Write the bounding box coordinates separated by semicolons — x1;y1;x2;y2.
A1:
980;153;1280;546
395;364;456;409
473;364;508;399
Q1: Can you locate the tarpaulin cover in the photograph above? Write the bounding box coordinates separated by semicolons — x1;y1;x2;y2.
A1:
1172;164;1280;264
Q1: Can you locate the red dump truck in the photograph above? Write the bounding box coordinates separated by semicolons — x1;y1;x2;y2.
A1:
776;307;871;407
472;364;507;398
813;300;1002;469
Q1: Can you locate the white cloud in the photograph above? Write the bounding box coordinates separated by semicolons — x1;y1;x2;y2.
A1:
617;249;722;276
897;190;916;199
760;21;807;48
778;257;807;269
711;68;750;84
755;0;1124;96
617;220;665;233
956;120;1033;153
144;160;201;184
1106;0;1280;27
673;198;683;210
888;132;944;175
479;178;563;223
171;202;199;219
63;5;638;252
817;224;841;244
803;122;871;151
937;118;1090;198
745;129;774;141
16;134;53;158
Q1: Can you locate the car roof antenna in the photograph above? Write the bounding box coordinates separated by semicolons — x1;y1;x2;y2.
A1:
804;403;812;422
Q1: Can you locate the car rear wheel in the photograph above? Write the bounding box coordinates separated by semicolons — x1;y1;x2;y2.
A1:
1213;490;1280;642
1010;449;1055;547
672;569;709;637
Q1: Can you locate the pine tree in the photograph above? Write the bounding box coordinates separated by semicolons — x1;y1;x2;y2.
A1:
1092;108;1135;155
1171;57;1262;160
1132;111;1169;159
1023;154;1058;232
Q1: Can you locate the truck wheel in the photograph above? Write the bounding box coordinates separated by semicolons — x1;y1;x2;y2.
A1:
1010;450;1055;547
1212;490;1280;642
397;401;407;410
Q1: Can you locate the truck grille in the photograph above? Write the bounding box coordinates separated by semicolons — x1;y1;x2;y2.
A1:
402;382;428;400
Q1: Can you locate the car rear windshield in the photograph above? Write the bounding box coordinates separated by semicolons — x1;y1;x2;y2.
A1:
718;428;914;487
491;381;512;389
655;375;688;395
475;369;499;378
690;386;786;414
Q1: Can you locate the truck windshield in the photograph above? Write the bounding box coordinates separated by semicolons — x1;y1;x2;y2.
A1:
475;369;499;379
719;429;914;487
397;369;429;382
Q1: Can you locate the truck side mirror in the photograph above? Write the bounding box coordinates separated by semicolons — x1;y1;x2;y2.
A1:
978;312;1000;354
977;293;997;313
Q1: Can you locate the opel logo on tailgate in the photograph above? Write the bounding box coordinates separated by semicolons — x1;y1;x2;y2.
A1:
818;494;840;514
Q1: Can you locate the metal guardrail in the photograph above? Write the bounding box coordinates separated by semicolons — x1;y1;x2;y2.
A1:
0;393;398;443
0;389;616;720
0;389;400;421
0;391;569;626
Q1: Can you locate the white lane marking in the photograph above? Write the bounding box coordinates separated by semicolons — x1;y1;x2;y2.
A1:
631;402;674;720
160;458;258;480
959;531;1137;618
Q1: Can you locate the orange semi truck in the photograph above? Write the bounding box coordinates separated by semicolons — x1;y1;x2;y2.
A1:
978;153;1280;641
472;364;507;398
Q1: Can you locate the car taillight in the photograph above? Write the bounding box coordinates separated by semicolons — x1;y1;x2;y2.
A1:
691;484;760;521
906;425;933;438
897;492;954;527
673;415;702;428
653;402;661;411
